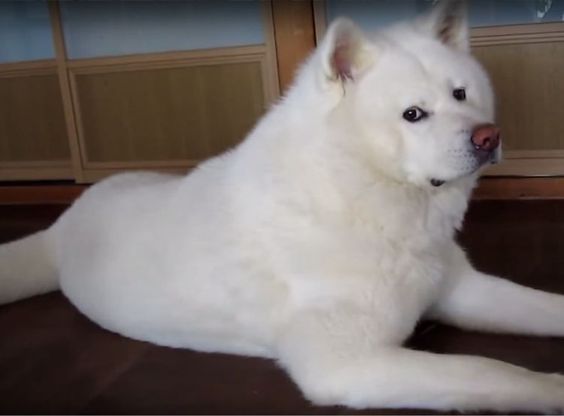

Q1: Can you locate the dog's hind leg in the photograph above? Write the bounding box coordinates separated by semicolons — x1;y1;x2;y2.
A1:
278;308;564;412
430;245;564;336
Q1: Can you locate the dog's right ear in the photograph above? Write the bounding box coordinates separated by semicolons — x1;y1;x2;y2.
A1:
318;18;375;85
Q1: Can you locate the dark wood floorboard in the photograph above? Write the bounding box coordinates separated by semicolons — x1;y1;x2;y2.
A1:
0;200;563;414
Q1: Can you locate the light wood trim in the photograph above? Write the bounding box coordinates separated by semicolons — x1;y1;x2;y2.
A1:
0;160;73;180
262;1;280;103
0;184;86;205
504;150;564;159
66;70;89;170
66;45;268;69
474;177;564;200
473;21;564;37
272;0;316;93
69;53;266;75
471;22;564;46
0;160;71;169
313;0;327;45
0;66;57;78
68;54;272;123
48;1;85;182
85;160;199;170
81;168;188;183
0;60;57;76
258;53;274;109
485;158;564;177
0;167;74;181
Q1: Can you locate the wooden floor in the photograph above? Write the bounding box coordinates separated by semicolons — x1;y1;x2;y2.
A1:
0;200;563;414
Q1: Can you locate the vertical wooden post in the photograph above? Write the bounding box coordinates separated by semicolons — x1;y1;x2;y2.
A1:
313;0;328;44
262;1;281;103
48;0;85;182
271;0;316;94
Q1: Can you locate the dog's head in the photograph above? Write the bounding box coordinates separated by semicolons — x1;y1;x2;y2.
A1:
314;0;499;188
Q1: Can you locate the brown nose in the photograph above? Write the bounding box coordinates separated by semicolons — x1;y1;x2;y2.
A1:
471;124;501;152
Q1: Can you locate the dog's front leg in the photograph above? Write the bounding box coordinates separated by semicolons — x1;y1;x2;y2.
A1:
277;306;564;412
430;245;564;336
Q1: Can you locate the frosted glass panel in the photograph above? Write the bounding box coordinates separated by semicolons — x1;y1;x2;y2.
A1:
326;0;431;30
60;0;265;59
470;0;564;27
326;0;564;32
0;1;55;64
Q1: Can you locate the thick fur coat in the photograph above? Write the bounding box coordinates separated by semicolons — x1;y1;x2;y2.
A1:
2;1;564;412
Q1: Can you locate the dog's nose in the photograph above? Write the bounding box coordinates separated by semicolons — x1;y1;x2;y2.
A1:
471;124;501;152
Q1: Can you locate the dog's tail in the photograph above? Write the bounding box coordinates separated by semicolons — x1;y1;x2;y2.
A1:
0;230;59;305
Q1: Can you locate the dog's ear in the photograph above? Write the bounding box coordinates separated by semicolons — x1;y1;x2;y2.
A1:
421;0;469;52
318;18;375;84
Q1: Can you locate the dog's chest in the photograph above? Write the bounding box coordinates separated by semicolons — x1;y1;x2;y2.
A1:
284;219;450;339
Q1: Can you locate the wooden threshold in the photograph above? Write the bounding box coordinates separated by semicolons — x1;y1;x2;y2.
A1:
0;176;563;206
0;183;87;205
474;177;564;200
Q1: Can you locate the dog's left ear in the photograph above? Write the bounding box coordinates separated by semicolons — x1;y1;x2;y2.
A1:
421;0;469;52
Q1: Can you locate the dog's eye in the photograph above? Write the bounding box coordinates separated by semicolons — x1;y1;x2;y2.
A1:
402;107;427;123
453;88;466;101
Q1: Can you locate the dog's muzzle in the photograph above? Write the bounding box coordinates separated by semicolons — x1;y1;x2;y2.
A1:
430;124;502;188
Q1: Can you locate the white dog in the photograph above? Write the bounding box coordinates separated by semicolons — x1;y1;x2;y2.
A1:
1;1;564;412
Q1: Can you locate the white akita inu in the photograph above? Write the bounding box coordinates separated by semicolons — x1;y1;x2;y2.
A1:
1;1;564;412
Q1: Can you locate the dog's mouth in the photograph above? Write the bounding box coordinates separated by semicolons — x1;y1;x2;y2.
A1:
429;145;503;188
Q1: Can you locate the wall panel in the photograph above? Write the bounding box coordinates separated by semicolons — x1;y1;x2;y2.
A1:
73;61;265;166
0;1;278;182
0;70;69;162
474;41;564;152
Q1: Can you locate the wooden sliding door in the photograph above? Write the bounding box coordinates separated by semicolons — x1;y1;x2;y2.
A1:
0;1;72;180
0;0;279;183
472;22;564;176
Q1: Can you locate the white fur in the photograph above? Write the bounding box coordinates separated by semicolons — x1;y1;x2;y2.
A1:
1;2;564;412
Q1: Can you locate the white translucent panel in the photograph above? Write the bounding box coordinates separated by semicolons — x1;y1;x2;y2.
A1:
470;0;564;27
326;0;430;31
326;0;564;32
0;1;55;64
60;0;265;59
